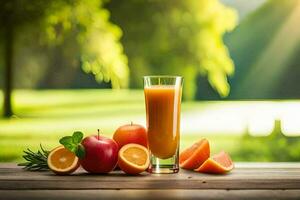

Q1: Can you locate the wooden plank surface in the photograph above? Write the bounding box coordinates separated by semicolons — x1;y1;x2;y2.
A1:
0;163;300;190
0;189;300;200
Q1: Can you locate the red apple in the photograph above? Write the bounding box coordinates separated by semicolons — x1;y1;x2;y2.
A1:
113;122;148;149
80;134;118;173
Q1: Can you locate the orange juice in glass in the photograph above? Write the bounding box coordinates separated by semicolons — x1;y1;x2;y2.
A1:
144;76;183;173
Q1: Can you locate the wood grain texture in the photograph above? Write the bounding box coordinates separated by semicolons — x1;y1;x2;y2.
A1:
0;163;300;190
0;189;300;200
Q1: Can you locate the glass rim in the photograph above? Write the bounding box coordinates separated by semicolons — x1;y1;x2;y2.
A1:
143;75;183;79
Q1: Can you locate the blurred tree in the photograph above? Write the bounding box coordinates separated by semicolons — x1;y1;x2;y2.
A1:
106;0;237;100
0;0;52;117
0;0;129;117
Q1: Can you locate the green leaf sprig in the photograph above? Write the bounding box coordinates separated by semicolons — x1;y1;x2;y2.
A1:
59;131;85;159
18;144;50;171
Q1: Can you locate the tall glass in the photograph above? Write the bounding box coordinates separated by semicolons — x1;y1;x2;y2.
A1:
144;76;183;174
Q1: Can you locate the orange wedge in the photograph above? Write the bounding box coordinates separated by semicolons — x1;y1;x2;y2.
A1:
195;151;234;174
179;139;210;170
47;146;80;175
118;143;150;175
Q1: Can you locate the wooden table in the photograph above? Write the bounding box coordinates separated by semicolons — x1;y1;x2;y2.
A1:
0;163;299;200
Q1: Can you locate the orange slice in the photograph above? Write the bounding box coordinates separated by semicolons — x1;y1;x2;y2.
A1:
47;146;80;175
194;151;234;174
118;143;150;175
179;139;210;170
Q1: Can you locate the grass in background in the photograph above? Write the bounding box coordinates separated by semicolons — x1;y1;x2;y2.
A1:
0;89;299;162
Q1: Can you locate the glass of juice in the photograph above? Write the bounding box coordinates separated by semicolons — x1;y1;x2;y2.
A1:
144;76;183;174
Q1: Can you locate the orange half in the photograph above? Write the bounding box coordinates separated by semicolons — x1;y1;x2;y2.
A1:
118;143;150;175
47;146;80;175
179;139;210;170
194;151;234;174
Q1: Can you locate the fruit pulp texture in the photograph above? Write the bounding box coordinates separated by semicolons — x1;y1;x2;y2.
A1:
145;85;181;159
123;146;148;166
213;151;233;168
50;148;76;169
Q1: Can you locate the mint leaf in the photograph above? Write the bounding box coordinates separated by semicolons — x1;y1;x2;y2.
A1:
59;131;85;159
59;136;73;146
65;143;77;152
75;144;85;159
72;131;83;144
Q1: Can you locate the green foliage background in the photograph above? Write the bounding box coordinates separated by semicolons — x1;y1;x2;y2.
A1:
107;0;237;99
0;0;237;100
0;0;129;89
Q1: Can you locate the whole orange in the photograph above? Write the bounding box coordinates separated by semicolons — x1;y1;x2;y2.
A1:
113;122;148;149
